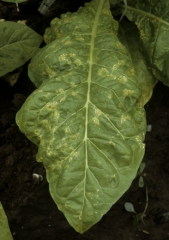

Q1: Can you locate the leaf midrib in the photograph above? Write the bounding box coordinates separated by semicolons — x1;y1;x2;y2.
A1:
82;0;105;219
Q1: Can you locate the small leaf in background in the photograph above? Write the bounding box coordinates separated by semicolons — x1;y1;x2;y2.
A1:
0;202;13;240
125;0;169;87
138;175;144;188
124;202;137;213
1;0;27;3
146;124;152;132
0;21;42;77
156;212;169;224
138;162;146;175
1;67;22;86
17;20;27;25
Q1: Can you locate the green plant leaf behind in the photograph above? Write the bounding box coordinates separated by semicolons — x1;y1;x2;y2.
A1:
124;0;169;87
16;0;147;233
138;162;146;174
124;202;137;213
1;0;27;3
0;21;42;77
0;202;13;240
138;176;144;188
118;19;157;105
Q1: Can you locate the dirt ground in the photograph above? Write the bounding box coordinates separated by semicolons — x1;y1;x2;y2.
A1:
0;0;169;239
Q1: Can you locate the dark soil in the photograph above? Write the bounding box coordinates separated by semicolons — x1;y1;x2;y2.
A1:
0;1;169;239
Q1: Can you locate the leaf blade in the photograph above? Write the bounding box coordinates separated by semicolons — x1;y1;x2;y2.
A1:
0;21;42;77
125;0;169;86
0;202;13;240
16;0;146;233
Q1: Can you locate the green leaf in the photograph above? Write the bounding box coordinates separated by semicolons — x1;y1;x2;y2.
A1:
156;211;169;223
0;202;13;240
138;176;144;188
1;0;27;3
138;162;146;174
16;0;147;233
124;0;169;86
124;202;137;213
117;19;157;105
0;21;42;77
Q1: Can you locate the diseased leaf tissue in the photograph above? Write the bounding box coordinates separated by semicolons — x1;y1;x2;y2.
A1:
16;0;160;233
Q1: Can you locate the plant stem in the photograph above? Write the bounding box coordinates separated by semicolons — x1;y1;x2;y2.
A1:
16;3;19;12
141;185;149;222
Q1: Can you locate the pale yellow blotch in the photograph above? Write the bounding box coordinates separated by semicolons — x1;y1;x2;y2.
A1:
78;211;82;220
65;126;70;133
120;114;130;124
76;37;84;41
60;97;65;102
93;117;99;125
123;89;134;96
72;91;78;96
118;60;125;65
58;54;66;62
72;152;79;157
129;67;135;75
65;40;72;45
74;59;82;65
54;111;60;120
108;94;112;100
114;40;123;49
135;135;144;149
109;140;115;146
112;64;118;71
135;136;142;143
111;174;116;181
113;60;125;71
46;101;58;109
98;68;109;77
34;129;40;134
94;107;102;116
69;146;74;151
102;8;110;15
46;67;56;78
118;76;128;84
46;149;54;157
111;75;117;80
55;160;63;168
45;92;51;97
38;157;43;162
59;54;71;64
64;164;69;169
41;119;49;129
75;25;80;30
139;28;146;39
68;156;73;162
70;53;76;57
70;132;79;140
56;32;61;38
49;164;55;170
70;82;76;87
57;88;64;94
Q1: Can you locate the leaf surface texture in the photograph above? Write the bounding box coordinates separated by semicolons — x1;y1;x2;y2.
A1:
125;0;169;86
16;0;147;233
0;21;42;77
